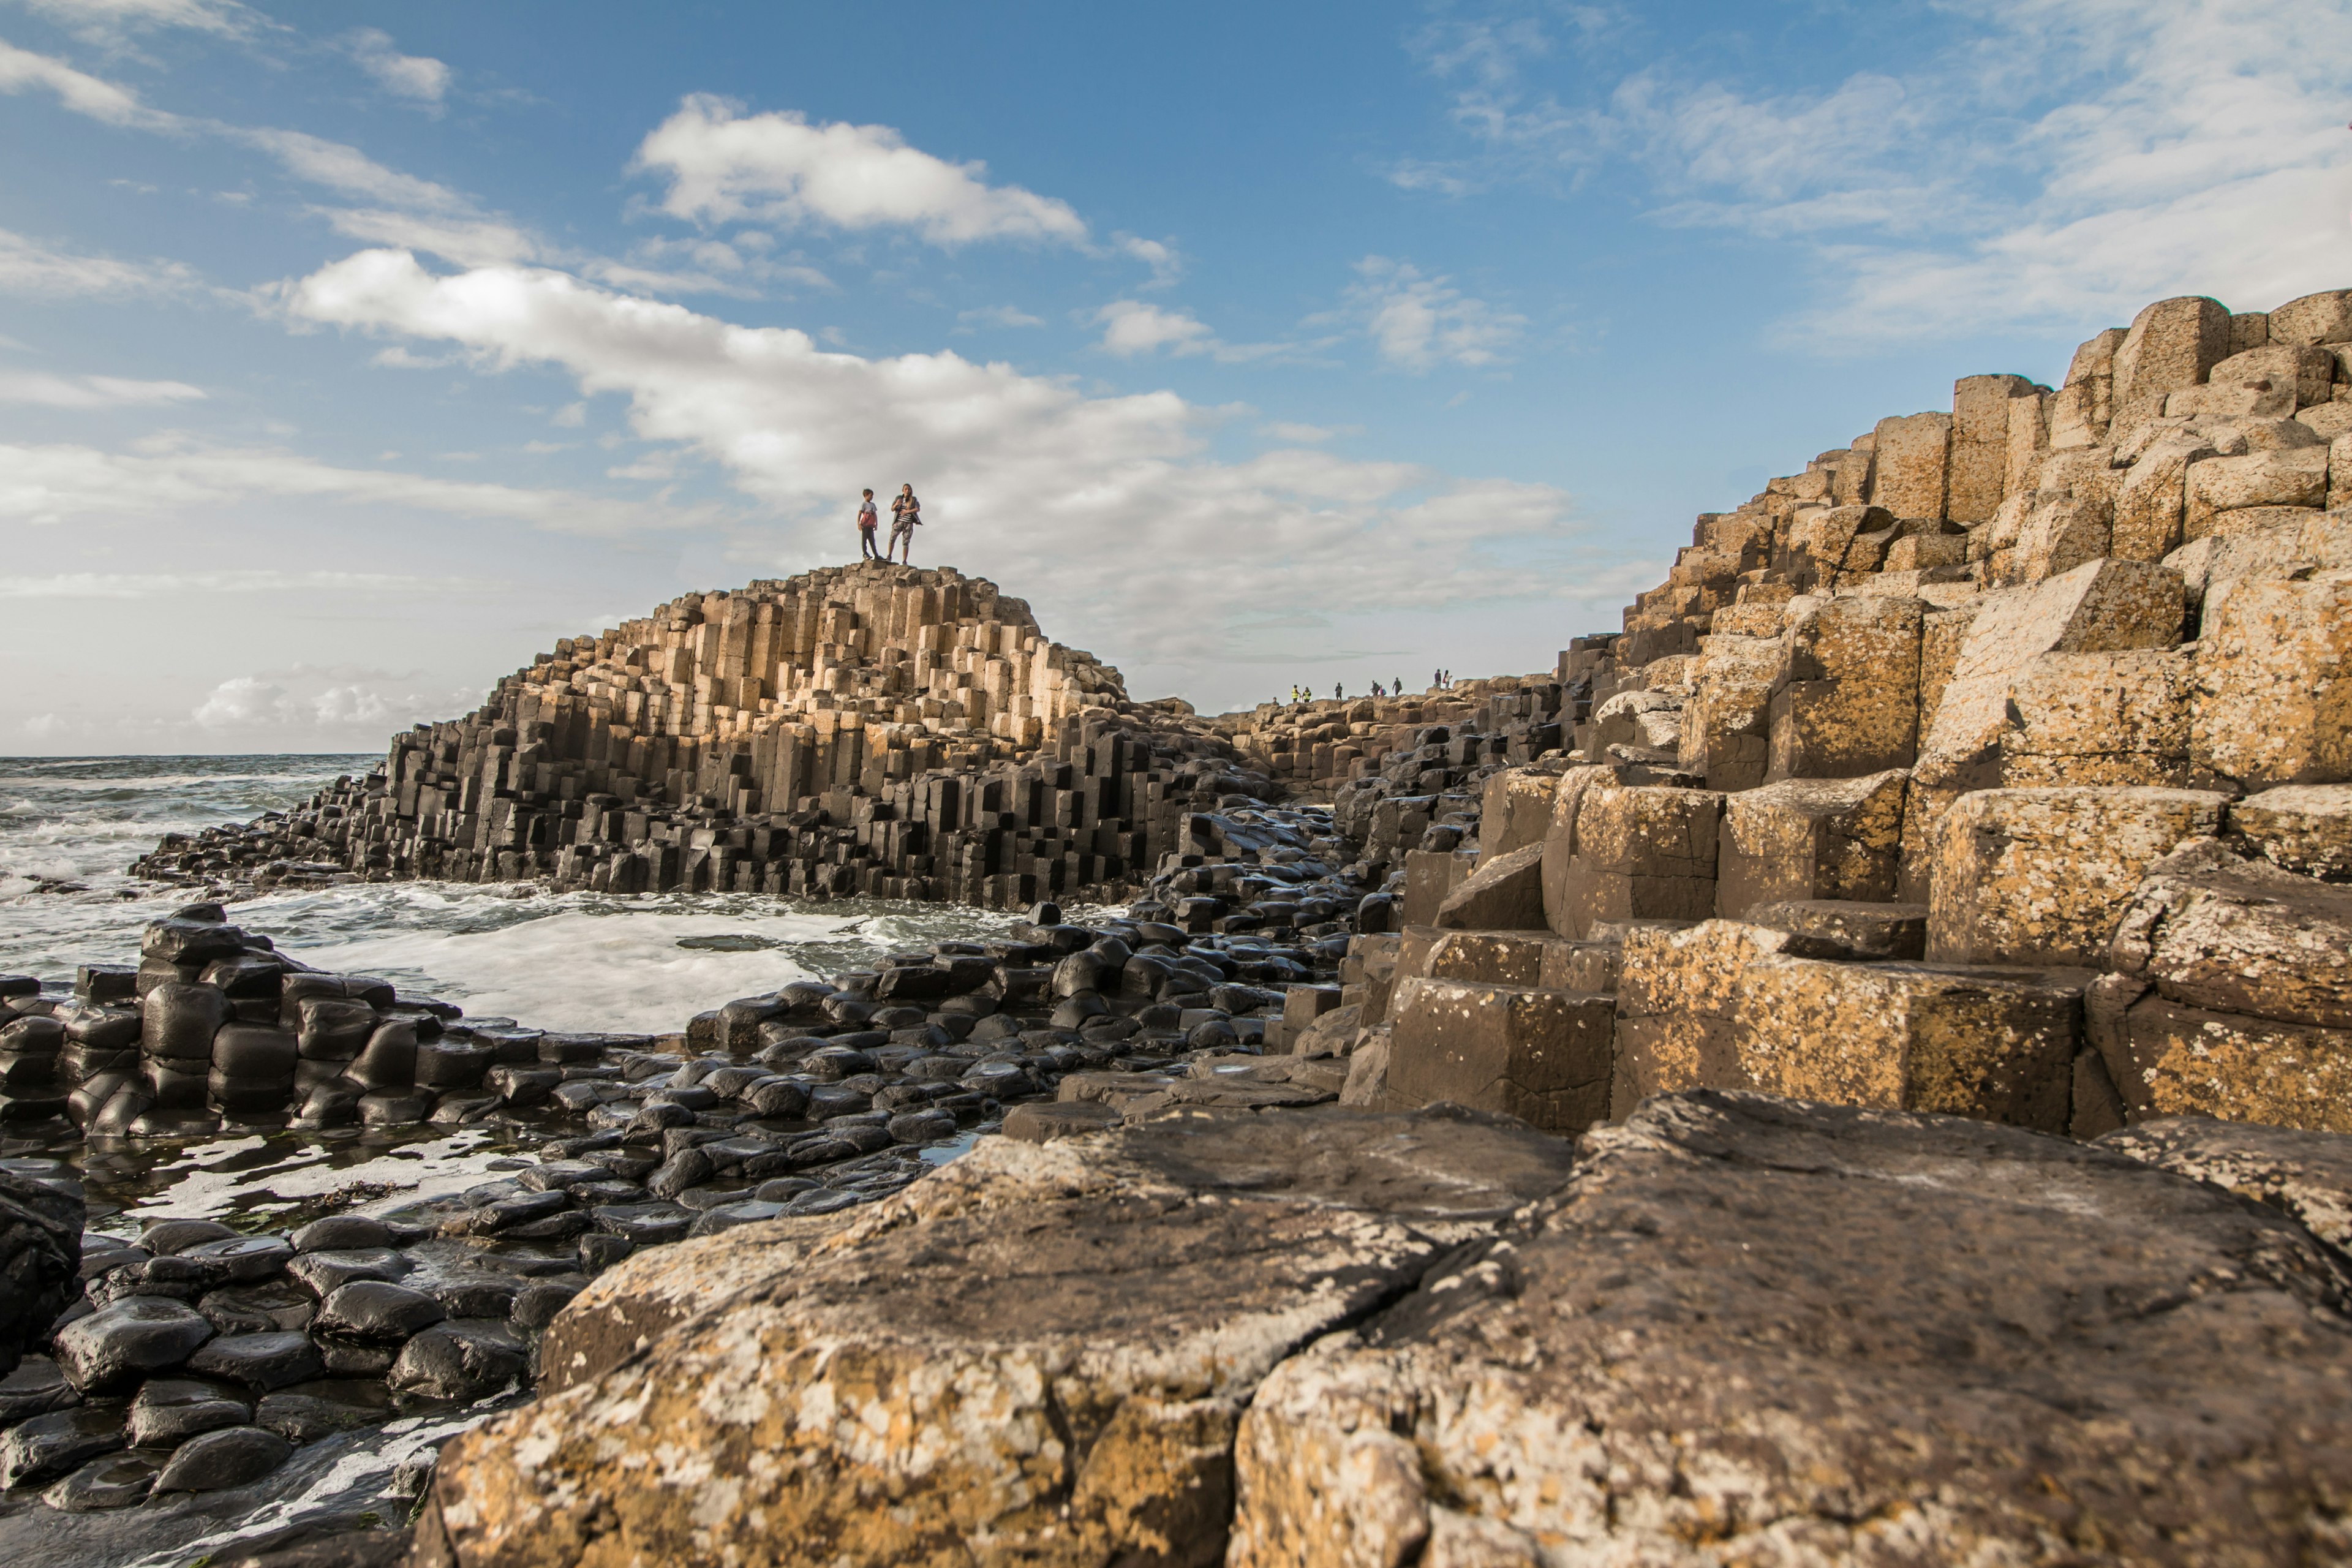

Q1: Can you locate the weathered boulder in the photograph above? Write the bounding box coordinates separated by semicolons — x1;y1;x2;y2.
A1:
1766;594;1922;780
1615;921;2081;1131
2103;1116;2352;1251
1431;841;1544;930
1925;786;2230;966
1545;784;1723;939
0;1169;81;1379
1715;770;1907;918
1382;976;1614;1131
2234;782;2352;879
1227;1090;2352;1566
420;1107;1579;1567
2193;576;2352;789
2108;838;2352;1030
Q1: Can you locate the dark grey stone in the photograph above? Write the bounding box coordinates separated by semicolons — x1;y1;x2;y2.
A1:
127;1376;251;1446
287;1215;393;1253
255;1378;394;1444
315;1280;445;1343
285;1246;411;1296
388;1321;529;1403
53;1296;213;1393
150;1425;292;1492
40;1446;168;1511
0;1404;127;1488
184;1330;325;1391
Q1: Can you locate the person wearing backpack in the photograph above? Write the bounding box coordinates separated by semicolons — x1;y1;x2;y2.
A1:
889;484;922;564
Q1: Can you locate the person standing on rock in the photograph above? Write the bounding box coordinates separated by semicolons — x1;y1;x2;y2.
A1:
856;489;880;561
1333;682;1343;701
889;484;922;564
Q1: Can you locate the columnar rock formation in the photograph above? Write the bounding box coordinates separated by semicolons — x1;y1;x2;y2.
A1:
138;565;1270;908
1340;286;2352;1142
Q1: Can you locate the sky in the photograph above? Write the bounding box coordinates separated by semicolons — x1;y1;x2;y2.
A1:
3;0;2349;755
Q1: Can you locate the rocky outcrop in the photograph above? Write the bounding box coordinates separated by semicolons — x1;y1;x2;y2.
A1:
417;1091;2352;1564
1348;285;2352;1142
415;1104;1578;1566
135;565;1272;910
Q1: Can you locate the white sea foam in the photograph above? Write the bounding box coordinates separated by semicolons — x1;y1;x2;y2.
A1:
0;754;1023;1035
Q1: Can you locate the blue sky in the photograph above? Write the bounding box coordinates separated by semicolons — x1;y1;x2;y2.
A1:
4;0;2348;753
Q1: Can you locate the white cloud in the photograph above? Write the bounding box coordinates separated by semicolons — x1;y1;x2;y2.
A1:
0;227;197;295
1408;0;2352;341
1343;257;1525;370
1091;298;1215;357
0;435;715;535
956;304;1044;331
634;95;1090;247
1115;233;1183;286
320;208;540;268
233;126;468;210
8;0;257;43
1260;421;1356;443
0;34;184;128
192;670;483;734
283;247;1592;668
0;369;204;406
1089;298;1300;363
347;27;448;108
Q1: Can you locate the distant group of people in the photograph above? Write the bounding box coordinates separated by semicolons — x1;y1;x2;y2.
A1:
1289;676;1414;706
855;484;924;564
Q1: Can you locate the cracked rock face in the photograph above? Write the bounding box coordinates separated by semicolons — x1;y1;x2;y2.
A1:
418;1105;1577;1567
1228;1090;2352;1566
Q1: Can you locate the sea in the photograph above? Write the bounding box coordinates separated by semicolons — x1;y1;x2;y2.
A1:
0;753;1028;1030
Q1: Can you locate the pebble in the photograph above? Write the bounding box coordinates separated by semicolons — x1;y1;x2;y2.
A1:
315;1281;446;1343
127;1377;251;1446
42;1446;167;1511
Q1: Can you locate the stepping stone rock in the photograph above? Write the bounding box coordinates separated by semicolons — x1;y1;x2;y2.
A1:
185;1330;325;1391
0;1404;127;1489
688;1200;785;1237
287;1247;411;1297
255;1378;395;1444
316;1280;445;1342
138;1218;237;1255
54;1296;213;1393
0;1355;75;1426
590;1203;693;1247
128;1376;251;1446
151;1425;292;1493
289;1215;394;1253
179;1234;294;1283
197;1280;315;1336
390;1322;529;1403
508;1281;581;1331
42;1446;168;1512
885;1110;958;1145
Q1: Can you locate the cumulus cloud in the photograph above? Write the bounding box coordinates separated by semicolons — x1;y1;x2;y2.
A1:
192;671;481;733
346;27;448;108
635;95;1090;247
1342;257;1525;370
0;435;717;535
1091;298;1215;357
283;247;1590;669
0;369;204;406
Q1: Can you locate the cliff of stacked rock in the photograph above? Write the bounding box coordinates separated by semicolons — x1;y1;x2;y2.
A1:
92;285;2352;1566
